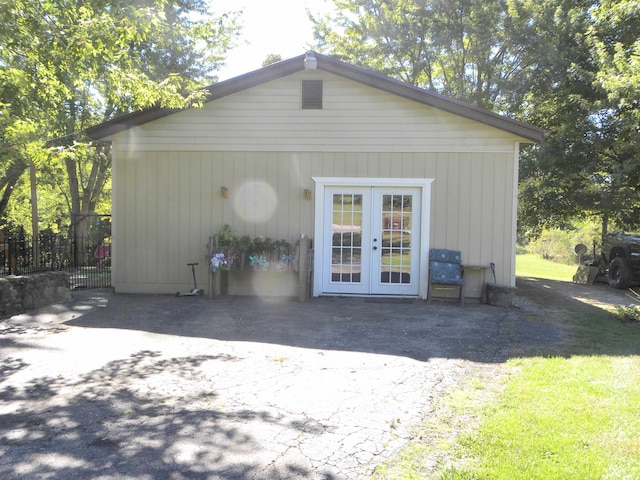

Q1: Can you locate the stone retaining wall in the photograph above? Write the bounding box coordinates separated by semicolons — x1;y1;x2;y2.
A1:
0;272;71;316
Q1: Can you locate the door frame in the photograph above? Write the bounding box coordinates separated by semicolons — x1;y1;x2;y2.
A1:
312;177;434;299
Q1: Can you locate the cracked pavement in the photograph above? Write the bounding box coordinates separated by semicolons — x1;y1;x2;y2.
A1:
0;288;565;479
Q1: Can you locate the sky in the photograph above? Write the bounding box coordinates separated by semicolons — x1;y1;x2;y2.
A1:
213;0;336;80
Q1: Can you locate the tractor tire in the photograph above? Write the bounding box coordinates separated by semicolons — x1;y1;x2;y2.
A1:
607;257;633;289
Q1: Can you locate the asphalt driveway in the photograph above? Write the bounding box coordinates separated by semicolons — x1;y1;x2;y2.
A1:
0;287;567;479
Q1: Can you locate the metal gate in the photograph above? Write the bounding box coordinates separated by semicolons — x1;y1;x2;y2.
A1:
0;214;111;290
69;214;111;290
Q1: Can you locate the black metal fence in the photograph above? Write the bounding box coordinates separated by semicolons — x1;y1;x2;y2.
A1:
1;215;111;290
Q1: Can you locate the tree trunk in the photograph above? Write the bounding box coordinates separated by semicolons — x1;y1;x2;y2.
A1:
601;213;609;245
65;156;81;220
65;142;112;266
30;160;40;268
0;158;28;221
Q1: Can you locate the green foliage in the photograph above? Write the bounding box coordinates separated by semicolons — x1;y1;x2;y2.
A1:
215;224;294;254
313;1;640;238
615;289;640;323
616;304;640;323
262;54;283;66
529;229;575;263
312;0;523;109
216;225;294;255
590;0;640;117
520;222;603;265
215;224;236;246
0;0;241;231
213;225;297;273
516;0;640;236
571;219;603;250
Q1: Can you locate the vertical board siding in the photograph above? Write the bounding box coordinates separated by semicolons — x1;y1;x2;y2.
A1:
157;152;172;283
457;157;472;256
112;149;516;293
145;155;158;282
107;70;526;293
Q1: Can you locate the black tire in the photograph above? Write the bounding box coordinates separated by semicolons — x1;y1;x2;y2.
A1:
608;257;633;289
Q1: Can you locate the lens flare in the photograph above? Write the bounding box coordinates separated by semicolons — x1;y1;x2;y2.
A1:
233;180;278;223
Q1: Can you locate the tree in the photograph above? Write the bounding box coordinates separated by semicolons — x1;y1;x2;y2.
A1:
590;0;640;114
512;0;604;234
262;54;283;67
517;0;640;239
0;0;241;234
588;0;640;233
312;0;530;109
311;0;640;239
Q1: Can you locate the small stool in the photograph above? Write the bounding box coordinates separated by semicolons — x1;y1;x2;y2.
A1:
461;264;492;303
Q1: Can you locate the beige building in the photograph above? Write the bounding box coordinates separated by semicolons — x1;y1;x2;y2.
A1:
87;52;545;300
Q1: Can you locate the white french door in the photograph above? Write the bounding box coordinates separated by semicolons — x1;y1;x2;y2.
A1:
321;186;422;296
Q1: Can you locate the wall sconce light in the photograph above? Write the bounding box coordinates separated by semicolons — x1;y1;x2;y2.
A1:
303;188;312;200
221;186;229;198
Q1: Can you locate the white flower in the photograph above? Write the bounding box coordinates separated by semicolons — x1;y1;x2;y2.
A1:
211;253;228;272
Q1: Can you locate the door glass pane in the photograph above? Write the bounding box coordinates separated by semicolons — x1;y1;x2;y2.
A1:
380;194;412;284
331;194;362;283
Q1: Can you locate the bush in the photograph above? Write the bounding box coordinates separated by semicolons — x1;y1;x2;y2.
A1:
521;221;603;265
614;289;640;323
615;305;640;323
530;228;575;263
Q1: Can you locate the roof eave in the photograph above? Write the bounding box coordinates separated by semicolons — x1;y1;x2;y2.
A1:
85;52;547;143
314;55;546;143
85;55;306;140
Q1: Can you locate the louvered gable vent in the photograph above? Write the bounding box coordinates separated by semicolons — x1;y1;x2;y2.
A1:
302;80;323;109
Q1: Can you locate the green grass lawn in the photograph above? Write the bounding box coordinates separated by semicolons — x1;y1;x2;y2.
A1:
374;254;640;479
445;355;640;479
516;253;578;281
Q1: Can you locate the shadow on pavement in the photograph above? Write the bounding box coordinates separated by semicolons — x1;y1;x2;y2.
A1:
2;278;640;479
61;286;569;364
515;276;640;357
0;349;336;480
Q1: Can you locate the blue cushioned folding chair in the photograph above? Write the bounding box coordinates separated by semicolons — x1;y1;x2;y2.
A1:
428;249;465;304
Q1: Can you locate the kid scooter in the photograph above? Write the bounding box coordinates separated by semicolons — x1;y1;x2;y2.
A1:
176;262;204;296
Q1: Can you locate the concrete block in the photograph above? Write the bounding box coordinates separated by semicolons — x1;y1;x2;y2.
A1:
485;283;516;307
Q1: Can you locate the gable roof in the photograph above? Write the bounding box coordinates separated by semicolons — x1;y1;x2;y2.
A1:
85;52;546;142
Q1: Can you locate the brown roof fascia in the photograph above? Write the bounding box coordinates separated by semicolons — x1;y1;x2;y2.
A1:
314;54;546;142
85;52;546;143
84;56;303;140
